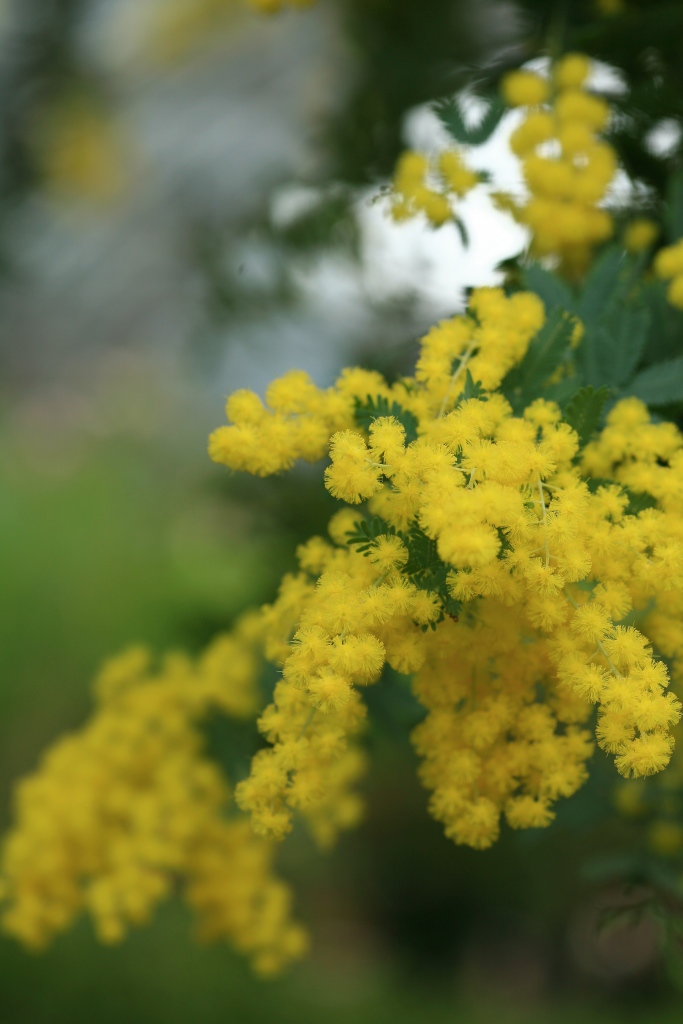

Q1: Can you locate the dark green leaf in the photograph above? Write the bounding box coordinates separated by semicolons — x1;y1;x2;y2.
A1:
626;491;658;515
544;376;582;408
276;192;359;256
641;279;683;365
453;216;469;248
626;356;683;406
401;524;442;579
460;370;486;401
590;305;651;388
577;249;647;384
501;307;576;413
563;385;611;447
581;852;681;892
576;246;626;327
521;264;575;316
435;95;506;146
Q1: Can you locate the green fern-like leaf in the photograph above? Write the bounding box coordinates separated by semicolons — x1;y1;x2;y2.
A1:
563;385;611;447
435;95;506;146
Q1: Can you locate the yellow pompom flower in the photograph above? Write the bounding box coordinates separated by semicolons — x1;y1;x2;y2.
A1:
437;150;480;197
623;218;659;253
648;820;683;858
667;274;683;309
654;239;683;308
325;431;384;503
554;53;591;90
389;147;479;227
510;112;555;156
368;535;409;572
501;70;549;108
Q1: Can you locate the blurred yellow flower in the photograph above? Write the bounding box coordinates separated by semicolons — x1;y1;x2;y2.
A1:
623;217;659;253
38;99;126;203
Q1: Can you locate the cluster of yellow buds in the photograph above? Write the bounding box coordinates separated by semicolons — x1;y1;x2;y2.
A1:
498;53;616;276
385;53;616;277
0;622;308;976
654;238;683;309
210;287;683;851
38;99;125;203
234;561;375;846
389;149;480;227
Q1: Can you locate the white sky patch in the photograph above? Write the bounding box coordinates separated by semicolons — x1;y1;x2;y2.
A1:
589;60;628;96
270;184;326;229
402;104;454;153
607;167;637;207
646;119;683;159
291;253;369;334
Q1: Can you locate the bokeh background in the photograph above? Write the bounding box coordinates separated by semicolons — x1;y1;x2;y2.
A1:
1;0;683;1020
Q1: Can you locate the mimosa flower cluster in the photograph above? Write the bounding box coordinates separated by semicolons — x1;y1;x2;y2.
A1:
389;150;480;227
0;622;308;976
654;238;683;309
497;54;616;275
3;12;683;967
3;284;683;966
386;53;616;279
209;286;683;851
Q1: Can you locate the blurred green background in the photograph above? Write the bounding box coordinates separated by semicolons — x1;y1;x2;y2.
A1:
1;0;683;1019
